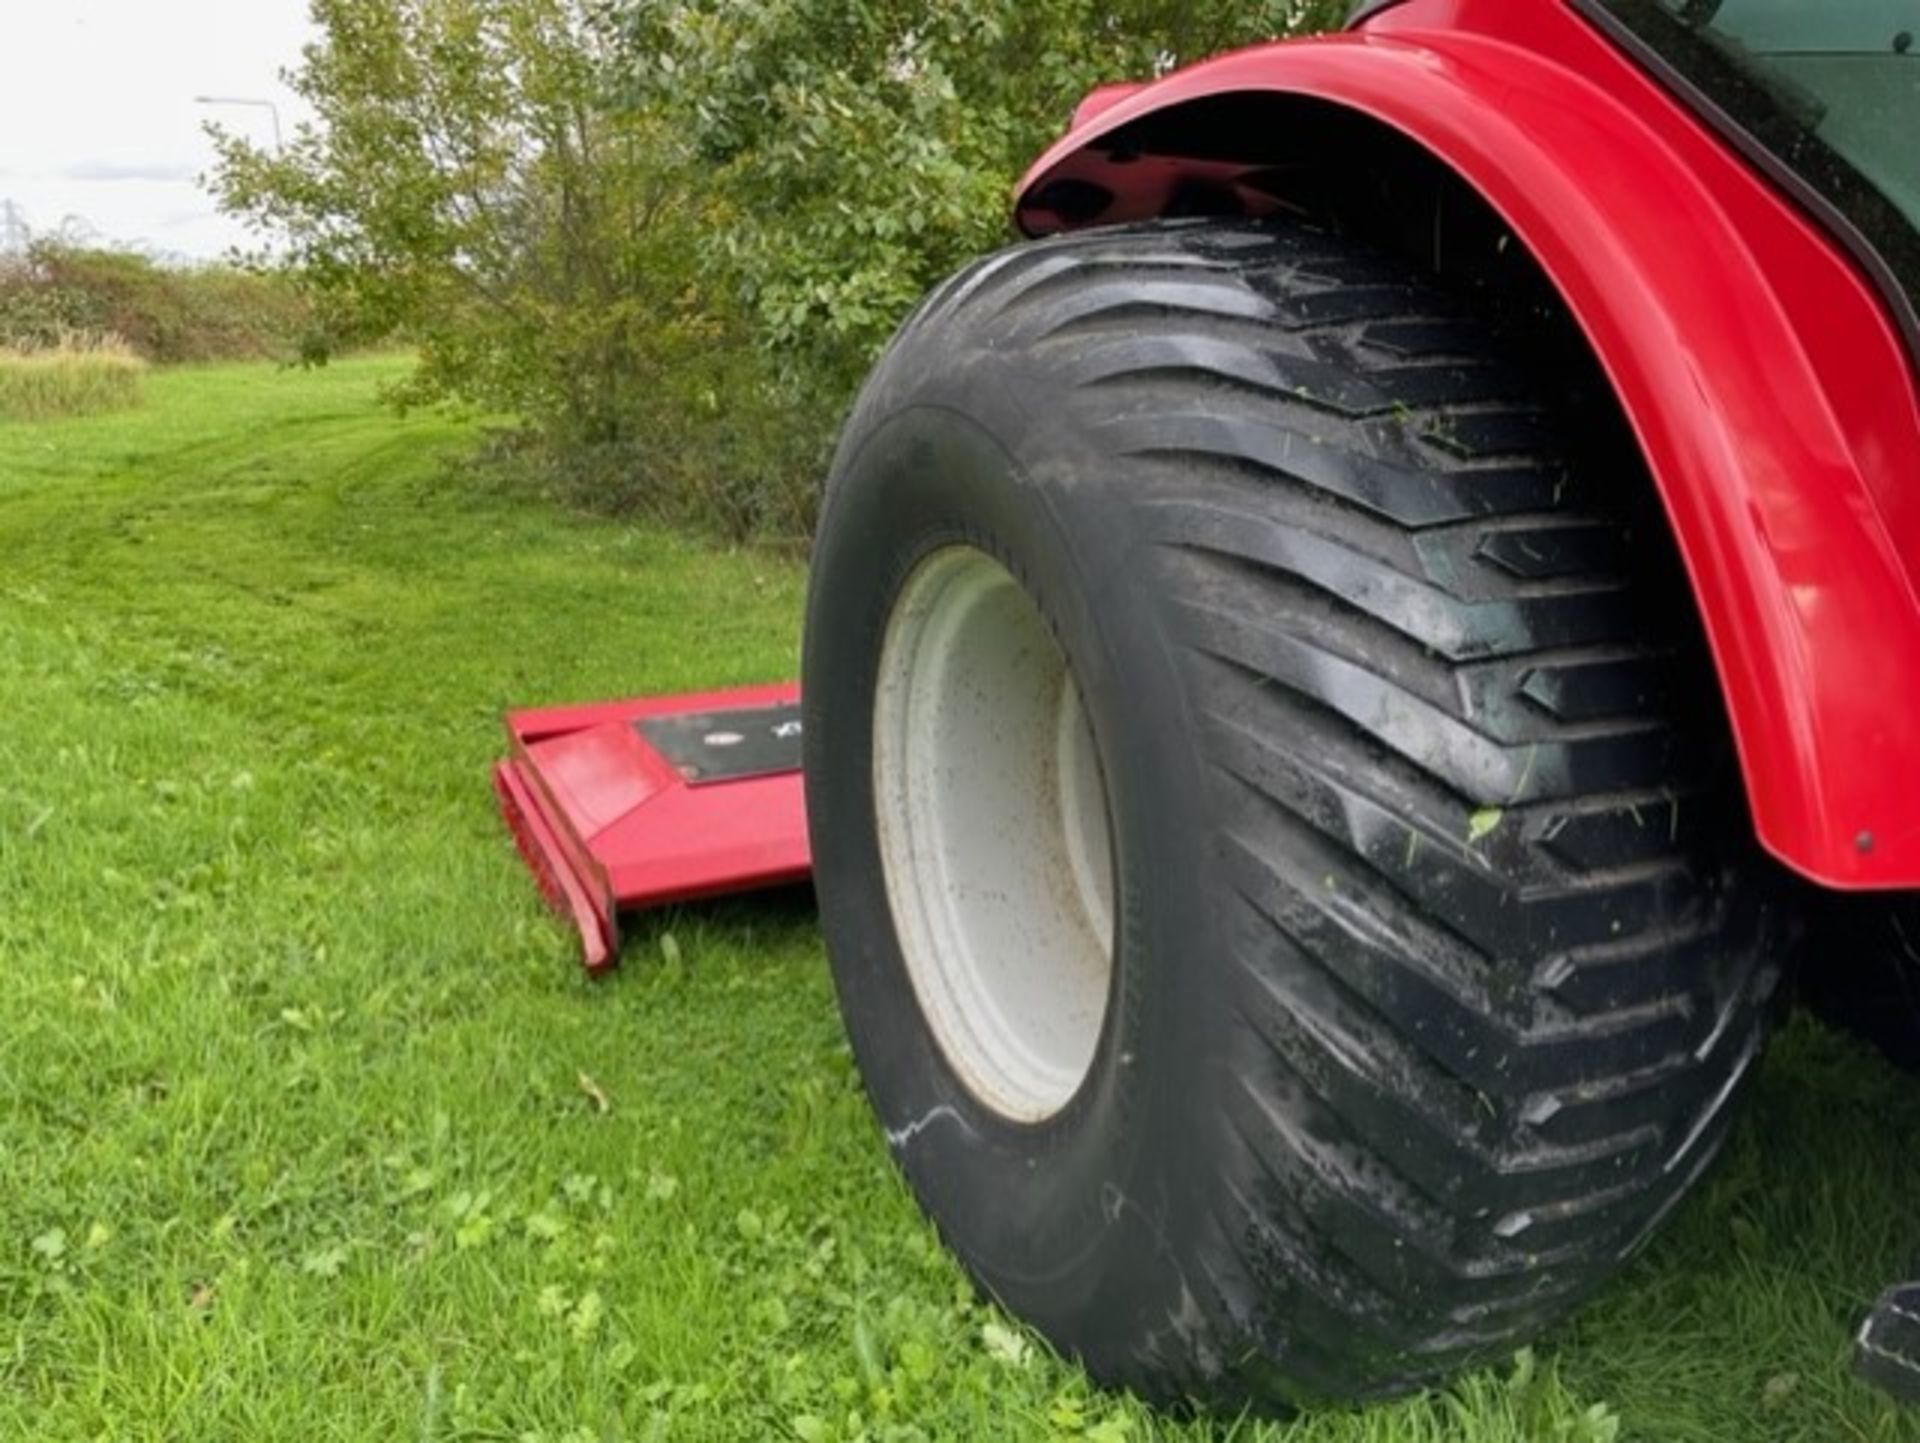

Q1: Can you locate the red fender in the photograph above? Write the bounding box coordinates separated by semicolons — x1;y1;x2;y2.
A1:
1014;0;1920;890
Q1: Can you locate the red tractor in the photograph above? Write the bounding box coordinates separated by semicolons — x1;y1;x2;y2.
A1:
495;0;1920;1413
799;0;1920;1412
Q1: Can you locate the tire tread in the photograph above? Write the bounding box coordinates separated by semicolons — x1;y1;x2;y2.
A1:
882;220;1775;1404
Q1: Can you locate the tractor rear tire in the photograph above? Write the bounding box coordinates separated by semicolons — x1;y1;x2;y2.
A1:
802;218;1779;1409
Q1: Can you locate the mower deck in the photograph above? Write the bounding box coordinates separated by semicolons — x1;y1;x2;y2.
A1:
492;683;809;971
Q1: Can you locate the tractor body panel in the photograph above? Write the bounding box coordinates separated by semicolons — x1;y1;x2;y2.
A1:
1016;0;1920;889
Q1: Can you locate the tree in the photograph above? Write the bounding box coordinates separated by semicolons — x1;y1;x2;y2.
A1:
213;0;1349;537
610;0;1348;394
211;0;734;446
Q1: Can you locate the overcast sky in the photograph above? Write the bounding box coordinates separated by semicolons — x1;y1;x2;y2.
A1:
0;0;315;260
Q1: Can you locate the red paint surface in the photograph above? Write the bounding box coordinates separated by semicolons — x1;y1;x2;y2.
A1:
1015;0;1920;888
1071;82;1148;130
495;683;809;972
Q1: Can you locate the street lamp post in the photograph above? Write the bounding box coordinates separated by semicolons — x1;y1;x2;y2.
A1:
193;95;283;151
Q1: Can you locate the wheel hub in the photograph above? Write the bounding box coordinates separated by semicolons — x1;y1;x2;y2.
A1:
872;546;1116;1123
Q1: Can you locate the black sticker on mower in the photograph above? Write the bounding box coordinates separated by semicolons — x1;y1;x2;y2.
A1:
635;703;803;785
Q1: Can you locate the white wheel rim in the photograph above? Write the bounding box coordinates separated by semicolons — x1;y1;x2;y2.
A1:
873;546;1117;1123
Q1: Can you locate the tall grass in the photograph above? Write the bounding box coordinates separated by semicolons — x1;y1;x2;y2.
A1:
0;332;147;421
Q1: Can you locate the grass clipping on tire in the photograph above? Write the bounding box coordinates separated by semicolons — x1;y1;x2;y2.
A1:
0;332;147;422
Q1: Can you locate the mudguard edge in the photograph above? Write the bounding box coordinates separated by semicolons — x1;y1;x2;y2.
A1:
1012;4;1920;890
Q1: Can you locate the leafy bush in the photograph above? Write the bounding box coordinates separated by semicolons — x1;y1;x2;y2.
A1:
615;0;1348;400
210;0;1345;539
0;245;307;364
0;259;96;350
476;336;828;544
212;0;768;508
0;333;147;421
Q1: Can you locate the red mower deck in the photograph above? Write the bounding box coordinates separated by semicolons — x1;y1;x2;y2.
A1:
492;683;809;972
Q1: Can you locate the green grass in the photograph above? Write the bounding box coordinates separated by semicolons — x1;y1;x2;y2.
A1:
2;355;1918;1441
0;335;146;422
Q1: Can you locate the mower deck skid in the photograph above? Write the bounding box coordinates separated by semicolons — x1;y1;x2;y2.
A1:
492;683;809;972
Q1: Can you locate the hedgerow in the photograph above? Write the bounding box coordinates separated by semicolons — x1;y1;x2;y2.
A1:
0;245;307;365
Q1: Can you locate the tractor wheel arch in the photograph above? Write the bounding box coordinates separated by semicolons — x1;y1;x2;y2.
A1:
1014;9;1920;890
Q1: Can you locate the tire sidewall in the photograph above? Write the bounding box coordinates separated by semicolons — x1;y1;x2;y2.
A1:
804;362;1232;1359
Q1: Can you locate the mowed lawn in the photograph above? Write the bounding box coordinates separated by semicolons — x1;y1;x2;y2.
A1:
3;355;1919;1442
